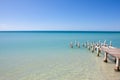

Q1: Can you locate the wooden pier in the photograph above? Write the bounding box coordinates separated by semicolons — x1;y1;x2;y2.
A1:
69;40;120;71
83;41;120;71
101;46;120;71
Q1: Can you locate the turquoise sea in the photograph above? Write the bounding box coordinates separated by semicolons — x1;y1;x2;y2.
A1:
0;31;120;80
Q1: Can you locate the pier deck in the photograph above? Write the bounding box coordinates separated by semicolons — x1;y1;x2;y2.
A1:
101;46;120;58
100;46;120;71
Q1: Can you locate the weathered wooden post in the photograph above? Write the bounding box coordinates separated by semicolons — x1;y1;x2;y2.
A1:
91;44;94;53
70;42;73;48
77;42;80;48
88;44;90;50
95;44;97;51
103;52;108;62
114;57;120;71
114;57;116;63
96;46;100;56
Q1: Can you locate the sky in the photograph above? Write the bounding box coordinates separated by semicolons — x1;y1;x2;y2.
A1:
0;0;120;31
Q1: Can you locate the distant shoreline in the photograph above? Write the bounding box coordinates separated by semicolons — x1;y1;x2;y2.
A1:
0;31;120;33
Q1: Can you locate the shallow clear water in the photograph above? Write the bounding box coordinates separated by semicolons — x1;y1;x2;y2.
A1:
0;32;120;80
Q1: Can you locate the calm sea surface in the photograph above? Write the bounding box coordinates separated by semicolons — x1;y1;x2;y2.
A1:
0;31;120;80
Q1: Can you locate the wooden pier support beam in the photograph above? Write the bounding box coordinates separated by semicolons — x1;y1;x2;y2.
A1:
96;46;100;56
114;58;120;71
87;43;90;50
91;45;94;53
114;57;116;63
103;52;108;62
104;40;107;46
88;45;90;50
87;41;90;50
77;42;80;48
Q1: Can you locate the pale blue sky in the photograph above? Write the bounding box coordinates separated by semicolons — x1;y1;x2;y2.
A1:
0;0;120;31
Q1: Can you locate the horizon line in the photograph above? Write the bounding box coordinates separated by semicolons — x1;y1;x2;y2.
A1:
0;30;120;33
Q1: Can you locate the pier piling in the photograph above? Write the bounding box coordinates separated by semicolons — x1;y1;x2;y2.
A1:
96;46;100;56
77;42;80;48
114;58;120;71
103;52;108;62
91;45;94;53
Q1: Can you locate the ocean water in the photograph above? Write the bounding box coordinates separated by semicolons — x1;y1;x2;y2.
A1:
0;31;120;80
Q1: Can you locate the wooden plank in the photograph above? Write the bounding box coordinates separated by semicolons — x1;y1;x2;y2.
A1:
101;46;120;59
